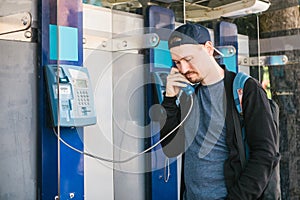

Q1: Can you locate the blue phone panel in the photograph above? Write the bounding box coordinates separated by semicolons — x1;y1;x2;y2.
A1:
215;21;238;73
49;25;79;61
153;40;173;69
145;5;178;200
38;0;84;199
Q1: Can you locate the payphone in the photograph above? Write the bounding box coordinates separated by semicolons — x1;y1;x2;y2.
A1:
45;64;97;127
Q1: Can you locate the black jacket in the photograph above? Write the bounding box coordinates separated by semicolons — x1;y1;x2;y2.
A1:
159;70;279;199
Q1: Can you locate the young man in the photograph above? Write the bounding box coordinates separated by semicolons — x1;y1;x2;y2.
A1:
159;23;279;199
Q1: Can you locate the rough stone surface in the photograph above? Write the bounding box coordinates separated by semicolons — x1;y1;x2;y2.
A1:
268;0;299;11
260;6;300;33
254;2;300;199
269;61;300;200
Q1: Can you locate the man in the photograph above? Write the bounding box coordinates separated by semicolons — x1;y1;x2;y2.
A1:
159;23;279;199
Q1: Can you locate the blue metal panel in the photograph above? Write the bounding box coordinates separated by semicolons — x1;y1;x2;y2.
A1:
145;5;178;200
60;128;84;199
215;21;238;73
38;0;84;199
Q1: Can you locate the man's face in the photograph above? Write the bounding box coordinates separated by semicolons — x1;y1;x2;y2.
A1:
170;43;212;84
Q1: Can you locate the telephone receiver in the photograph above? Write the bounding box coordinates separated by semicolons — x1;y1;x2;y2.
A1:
171;63;195;96
181;83;195;96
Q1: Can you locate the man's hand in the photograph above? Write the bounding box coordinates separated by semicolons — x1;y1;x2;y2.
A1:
165;67;191;97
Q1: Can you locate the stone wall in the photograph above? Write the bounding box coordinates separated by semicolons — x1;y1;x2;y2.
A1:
259;1;300;199
260;6;299;33
269;60;300;200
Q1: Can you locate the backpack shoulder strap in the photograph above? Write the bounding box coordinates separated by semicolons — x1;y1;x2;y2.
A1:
233;72;251;114
232;72;251;169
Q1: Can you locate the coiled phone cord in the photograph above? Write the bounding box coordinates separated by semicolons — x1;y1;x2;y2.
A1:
53;94;194;163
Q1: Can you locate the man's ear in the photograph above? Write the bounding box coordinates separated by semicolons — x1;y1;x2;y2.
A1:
204;41;214;56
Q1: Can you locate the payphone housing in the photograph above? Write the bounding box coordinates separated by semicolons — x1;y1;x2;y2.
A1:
45;65;97;127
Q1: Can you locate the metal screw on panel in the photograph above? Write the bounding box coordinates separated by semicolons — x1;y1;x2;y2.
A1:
122;40;128;47
282;56;287;63
54;196;59;200
151;35;158;44
24;31;32;38
69;193;75;199
21;16;28;26
102;41;107;48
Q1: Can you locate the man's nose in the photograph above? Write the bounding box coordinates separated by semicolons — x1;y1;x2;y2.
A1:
179;60;190;74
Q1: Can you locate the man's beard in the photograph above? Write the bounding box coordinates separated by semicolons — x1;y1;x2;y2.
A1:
184;71;202;83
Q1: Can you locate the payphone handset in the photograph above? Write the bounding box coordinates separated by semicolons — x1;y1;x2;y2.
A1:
45;65;97;127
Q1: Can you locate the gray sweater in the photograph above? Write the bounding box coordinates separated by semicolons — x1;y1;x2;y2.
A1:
159;69;279;200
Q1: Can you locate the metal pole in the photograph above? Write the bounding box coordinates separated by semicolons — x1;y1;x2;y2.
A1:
56;0;61;199
257;14;261;83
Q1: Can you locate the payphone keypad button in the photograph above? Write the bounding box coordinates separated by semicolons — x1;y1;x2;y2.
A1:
77;90;90;106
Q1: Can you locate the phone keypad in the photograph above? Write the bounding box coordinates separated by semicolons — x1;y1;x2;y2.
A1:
77;90;90;106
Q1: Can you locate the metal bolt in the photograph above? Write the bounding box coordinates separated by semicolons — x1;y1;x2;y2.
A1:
282;56;287;63
69;193;75;199
24;31;32;38
21;16;28;26
151;35;158;44
54;196;59;200
122;40;127;47
102;41;107;48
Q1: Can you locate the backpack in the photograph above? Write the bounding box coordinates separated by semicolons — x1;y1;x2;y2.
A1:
232;72;281;200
